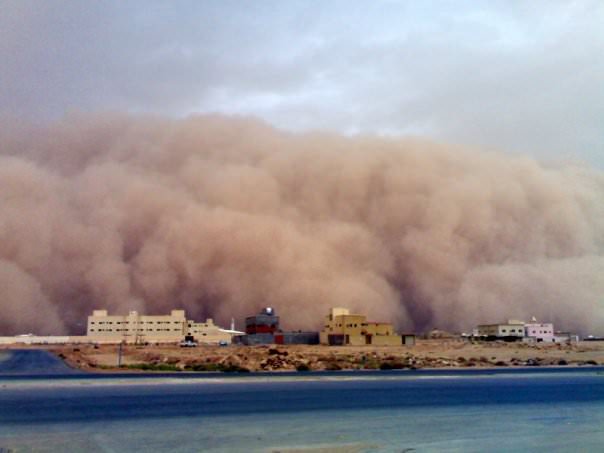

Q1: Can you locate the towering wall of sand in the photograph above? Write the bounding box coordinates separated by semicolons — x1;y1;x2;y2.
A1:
1;113;603;335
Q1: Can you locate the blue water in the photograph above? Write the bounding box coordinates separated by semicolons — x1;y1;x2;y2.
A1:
1;353;604;452
0;350;82;375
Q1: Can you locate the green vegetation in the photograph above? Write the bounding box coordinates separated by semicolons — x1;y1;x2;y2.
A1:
184;363;250;373
96;364;117;370
360;359;380;369
324;362;342;371
379;361;405;370
122;363;181;372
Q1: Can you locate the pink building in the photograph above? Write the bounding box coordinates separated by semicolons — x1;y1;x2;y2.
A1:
524;323;554;342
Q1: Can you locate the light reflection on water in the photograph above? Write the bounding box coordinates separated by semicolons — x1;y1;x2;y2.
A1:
1;371;604;452
3;402;604;452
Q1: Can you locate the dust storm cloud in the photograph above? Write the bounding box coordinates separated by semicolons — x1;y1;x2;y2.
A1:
1;113;603;335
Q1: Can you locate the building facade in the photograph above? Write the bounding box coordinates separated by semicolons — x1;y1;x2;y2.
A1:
245;307;280;335
524;323;555;342
87;309;234;344
319;307;405;346
475;320;563;342
187;319;235;344
554;332;580;343
475;320;526;340
235;307;319;345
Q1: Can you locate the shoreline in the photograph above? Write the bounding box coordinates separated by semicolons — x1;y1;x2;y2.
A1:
3;339;604;374
3;365;604;391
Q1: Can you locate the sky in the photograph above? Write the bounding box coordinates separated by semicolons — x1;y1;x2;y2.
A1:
1;0;603;167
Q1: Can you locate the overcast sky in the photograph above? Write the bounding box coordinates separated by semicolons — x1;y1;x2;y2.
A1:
1;0;603;167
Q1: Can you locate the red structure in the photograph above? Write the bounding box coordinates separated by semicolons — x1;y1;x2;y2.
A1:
245;307;279;335
236;307;319;345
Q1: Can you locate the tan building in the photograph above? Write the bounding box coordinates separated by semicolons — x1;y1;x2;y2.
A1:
186;319;234;344
87;309;235;344
319;307;404;346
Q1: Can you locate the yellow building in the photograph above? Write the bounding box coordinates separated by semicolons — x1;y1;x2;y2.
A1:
87;309;235;344
319;307;404;346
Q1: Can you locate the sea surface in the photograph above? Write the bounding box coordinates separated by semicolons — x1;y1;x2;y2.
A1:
1;350;604;452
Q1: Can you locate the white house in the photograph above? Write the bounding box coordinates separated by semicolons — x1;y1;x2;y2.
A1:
524;322;555;342
475;320;525;339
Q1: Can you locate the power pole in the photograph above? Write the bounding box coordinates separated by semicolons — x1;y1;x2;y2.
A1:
117;341;124;367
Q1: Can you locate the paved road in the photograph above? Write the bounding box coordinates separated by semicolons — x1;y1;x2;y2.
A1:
0;350;81;375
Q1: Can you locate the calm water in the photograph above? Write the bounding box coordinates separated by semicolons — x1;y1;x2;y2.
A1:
1;352;604;452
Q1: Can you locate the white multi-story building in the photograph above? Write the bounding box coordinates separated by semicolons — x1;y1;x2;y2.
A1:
476;320;525;339
475;319;564;343
524;323;555;342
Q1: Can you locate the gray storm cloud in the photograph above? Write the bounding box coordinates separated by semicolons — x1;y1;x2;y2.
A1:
1;113;603;335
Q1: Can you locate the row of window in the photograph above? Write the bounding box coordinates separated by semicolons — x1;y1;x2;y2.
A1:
498;329;553;334
90;328;182;333
326;323;371;328
91;320;183;325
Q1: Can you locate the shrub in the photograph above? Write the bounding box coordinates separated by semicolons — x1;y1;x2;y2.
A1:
379;361;405;370
184;363;249;373
184;363;221;372
324;362;342;371
363;360;380;370
221;364;250;373
123;363;181;372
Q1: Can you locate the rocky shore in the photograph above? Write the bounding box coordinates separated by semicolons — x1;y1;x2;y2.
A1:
31;339;604;373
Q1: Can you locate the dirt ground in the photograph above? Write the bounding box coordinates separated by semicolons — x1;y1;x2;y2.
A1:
7;339;603;372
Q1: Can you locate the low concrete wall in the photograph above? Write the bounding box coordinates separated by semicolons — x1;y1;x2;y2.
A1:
372;335;403;346
0;336;71;345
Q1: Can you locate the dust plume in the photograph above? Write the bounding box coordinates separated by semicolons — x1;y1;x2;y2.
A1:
1;113;603;335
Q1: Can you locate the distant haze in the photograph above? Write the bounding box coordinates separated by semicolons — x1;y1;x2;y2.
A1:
1;113;603;335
